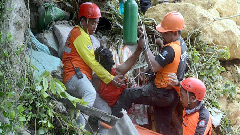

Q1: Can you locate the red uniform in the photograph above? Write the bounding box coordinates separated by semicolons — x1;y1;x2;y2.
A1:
98;68;126;107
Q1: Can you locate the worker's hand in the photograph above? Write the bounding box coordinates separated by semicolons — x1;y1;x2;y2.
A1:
168;73;179;86
137;26;148;48
111;75;125;87
155;38;164;49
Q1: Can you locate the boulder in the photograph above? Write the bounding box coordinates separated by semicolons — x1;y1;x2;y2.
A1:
218;96;240;130
183;0;217;9
184;0;240;25
53;24;74;58
218;96;228;111
201;19;240;59
145;3;240;59
227;102;240;129
214;0;240;26
36;31;59;57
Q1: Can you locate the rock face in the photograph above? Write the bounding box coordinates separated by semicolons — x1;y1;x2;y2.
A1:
184;0;240;25
36;31;59;57
214;0;240;25
53;24;74;58
218;96;240;130
6;0;29;46
145;3;240;59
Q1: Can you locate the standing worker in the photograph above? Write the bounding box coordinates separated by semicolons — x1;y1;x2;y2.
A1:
112;11;185;135
62;2;124;128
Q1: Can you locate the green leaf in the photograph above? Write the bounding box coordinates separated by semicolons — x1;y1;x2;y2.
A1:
0;71;3;77
40;71;50;78
10;110;15;119
0;92;4;97
39;120;47;124
38;127;45;135
42;77;48;91
17;105;25;113
7;32;12;41
36;85;42;91
41;90;49;98
47;121;54;128
60;92;67;98
81;101;88;106
54;78;66;89
47;109;53;117
55;82;65;96
3;50;9;58
8;91;15;98
19;116;26;121
50;81;56;94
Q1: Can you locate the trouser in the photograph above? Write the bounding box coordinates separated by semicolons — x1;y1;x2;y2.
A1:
65;74;96;128
111;82;179;135
92;93;111;135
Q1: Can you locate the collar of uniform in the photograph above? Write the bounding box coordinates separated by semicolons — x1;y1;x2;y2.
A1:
185;101;204;115
76;25;91;41
76;25;89;35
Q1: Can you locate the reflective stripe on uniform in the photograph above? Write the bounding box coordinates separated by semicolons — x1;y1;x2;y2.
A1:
64;46;71;54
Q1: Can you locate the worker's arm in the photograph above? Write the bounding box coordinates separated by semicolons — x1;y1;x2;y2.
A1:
195;108;212;135
116;45;142;75
138;36;175;72
143;47;162;72
74;35;123;85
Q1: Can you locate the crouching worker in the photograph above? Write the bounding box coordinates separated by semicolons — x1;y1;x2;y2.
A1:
169;75;212;135
61;2;123;128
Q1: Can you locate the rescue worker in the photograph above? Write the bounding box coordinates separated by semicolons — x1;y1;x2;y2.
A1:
169;75;212;135
61;2;123;128
112;11;185;135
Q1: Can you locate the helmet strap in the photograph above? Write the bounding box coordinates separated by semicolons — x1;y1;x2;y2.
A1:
187;91;190;109
86;18;89;35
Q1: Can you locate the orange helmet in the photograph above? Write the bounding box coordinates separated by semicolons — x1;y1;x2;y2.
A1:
156;11;184;33
78;2;101;19
180;77;206;101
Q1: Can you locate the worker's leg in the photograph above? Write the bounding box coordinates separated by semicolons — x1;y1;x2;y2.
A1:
65;74;96;128
171;102;183;135
112;82;177;117
154;89;179;135
93;93;111;135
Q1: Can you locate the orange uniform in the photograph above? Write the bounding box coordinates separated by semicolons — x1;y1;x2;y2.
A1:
183;103;212;135
154;41;181;90
62;26;114;84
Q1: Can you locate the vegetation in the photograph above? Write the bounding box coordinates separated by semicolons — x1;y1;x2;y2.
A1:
0;1;88;135
0;0;239;135
186;31;239;134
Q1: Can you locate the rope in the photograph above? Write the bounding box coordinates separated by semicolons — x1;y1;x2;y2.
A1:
138;13;155;75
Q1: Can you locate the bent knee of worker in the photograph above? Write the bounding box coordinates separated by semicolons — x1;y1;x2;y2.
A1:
83;89;96;101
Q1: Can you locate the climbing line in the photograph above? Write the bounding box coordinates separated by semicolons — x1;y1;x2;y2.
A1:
138;13;155;76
